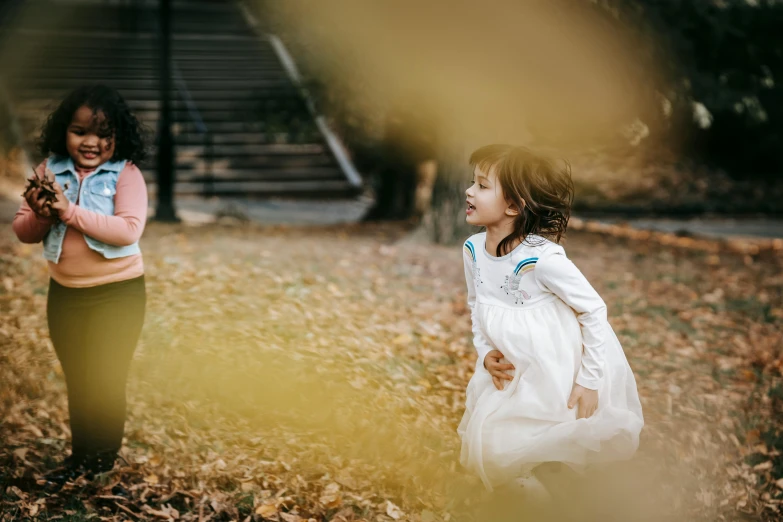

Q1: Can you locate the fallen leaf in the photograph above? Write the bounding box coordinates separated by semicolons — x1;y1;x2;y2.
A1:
12;448;28;461
393;334;413;346
319;482;342;509
8;486;26;500
386;501;404;520
754;461;773;471
255;504;278;517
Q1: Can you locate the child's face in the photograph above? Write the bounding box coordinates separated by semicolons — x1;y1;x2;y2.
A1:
66;105;116;169
465;165;516;227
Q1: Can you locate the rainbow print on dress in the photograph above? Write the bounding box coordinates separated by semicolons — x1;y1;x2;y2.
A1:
464;240;482;284
464;240;476;262
514;257;538;277
501;257;538;304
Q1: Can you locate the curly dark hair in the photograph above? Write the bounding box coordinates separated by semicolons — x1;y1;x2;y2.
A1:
469;144;574;256
38;84;148;164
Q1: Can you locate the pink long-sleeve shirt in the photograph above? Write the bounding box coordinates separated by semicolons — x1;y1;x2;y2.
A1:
12;160;148;288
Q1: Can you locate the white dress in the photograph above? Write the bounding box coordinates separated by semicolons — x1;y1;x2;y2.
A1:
458;232;644;490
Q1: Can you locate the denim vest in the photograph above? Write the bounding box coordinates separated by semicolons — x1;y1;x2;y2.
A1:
42;155;141;263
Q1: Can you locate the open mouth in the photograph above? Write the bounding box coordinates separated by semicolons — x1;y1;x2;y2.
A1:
466;201;476;214
80;151;99;159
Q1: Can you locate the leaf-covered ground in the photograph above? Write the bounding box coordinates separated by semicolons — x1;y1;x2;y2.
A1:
1;222;782;521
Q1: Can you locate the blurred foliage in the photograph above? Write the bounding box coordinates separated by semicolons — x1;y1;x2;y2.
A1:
253;0;783;192
592;0;783;180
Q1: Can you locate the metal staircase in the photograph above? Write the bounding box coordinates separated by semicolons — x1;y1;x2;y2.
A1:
0;0;362;198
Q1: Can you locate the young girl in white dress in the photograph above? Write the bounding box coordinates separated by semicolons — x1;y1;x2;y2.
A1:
458;144;644;493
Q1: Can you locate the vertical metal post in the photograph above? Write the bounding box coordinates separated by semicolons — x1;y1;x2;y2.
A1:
154;0;179;222
205;132;214;198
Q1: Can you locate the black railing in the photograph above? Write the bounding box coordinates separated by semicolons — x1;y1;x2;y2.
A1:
172;62;214;198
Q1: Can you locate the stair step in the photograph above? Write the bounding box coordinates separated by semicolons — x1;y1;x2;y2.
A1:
142;152;332;164
11;75;291;86
12;68;288;80
142;167;344;181
158;143;329;156
10;10;253;35
2;36;278;53
10;45;277;57
16;97;295;112
15;111;273;128
2;38;274;49
14;52;278;64
8;26;256;38
145;179;358;197
173;121;305;133
137;110;312;124
1;49;280;65
16;88;300;103
159;143;329;155
10;59;285;72
18;122;320;138
138;144;331;158
3;25;261;39
40;24;254;35
18;3;243;16
9;78;293;91
175;132;324;146
141;150;335;163
143;159;338;173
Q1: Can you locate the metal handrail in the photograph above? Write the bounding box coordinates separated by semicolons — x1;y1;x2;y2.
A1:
173;63;207;134
237;0;363;190
172;61;214;197
267;35;362;189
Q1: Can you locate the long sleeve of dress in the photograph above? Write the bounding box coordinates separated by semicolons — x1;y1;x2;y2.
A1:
60;165;148;247
12;161;55;243
535;251;608;390
464;251;495;369
13;199;55;243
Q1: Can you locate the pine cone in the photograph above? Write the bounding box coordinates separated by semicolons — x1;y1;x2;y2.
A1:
22;168;67;223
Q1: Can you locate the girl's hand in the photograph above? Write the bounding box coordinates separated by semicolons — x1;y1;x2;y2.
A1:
484;349;515;390
567;384;598;419
50;183;70;217
24;182;53;219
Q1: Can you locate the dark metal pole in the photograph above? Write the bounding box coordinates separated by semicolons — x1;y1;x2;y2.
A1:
154;0;179;222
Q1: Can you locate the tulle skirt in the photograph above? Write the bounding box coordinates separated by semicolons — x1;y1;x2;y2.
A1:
458;298;644;490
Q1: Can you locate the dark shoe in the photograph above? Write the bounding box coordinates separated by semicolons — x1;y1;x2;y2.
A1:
43;455;89;490
44;451;116;490
60;453;86;471
84;451;117;475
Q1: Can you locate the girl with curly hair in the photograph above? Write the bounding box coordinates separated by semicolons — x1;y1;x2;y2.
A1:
458;145;643;497
12;84;149;480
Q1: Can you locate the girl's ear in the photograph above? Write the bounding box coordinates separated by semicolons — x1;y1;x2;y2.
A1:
505;199;524;217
